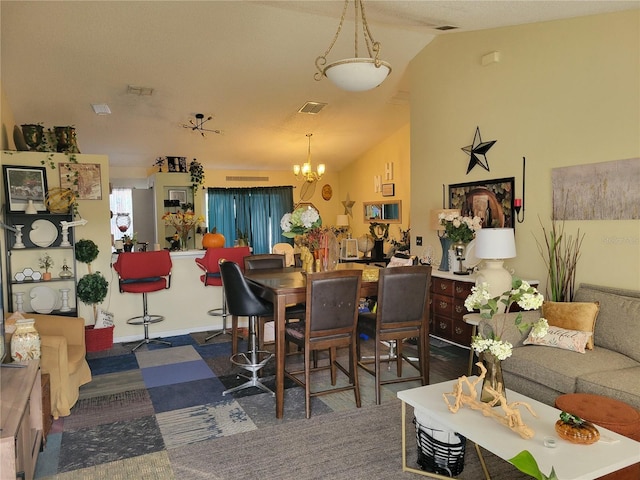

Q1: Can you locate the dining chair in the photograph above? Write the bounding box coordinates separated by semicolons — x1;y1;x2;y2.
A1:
113;250;173;352
243;254;306;351
195;246;251;351
272;242;295;266
284;269;363;418
219;260;275;396
356;265;432;404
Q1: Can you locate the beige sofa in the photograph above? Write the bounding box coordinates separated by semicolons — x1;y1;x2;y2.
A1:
5;313;92;418
479;284;640;410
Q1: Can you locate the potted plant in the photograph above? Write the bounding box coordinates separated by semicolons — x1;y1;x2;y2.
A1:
122;233;137;252
38;252;54;281
77;272;108;322
189;158;205;194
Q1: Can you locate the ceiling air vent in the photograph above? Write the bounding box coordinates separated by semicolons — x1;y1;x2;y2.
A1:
225;176;269;182
435;25;458;31
298;102;327;115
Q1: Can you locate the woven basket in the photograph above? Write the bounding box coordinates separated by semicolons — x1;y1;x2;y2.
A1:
85;325;114;352
414;416;467;477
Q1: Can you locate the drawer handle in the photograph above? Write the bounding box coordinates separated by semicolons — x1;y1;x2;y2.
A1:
439;301;448;309
455;305;464;313
455;326;464;335
456;286;464;293
440;284;447;290
439;322;447;330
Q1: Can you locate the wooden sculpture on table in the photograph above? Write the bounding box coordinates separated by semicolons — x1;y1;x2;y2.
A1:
443;362;538;439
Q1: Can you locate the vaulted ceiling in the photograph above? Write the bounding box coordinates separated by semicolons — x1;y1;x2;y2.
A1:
2;1;635;173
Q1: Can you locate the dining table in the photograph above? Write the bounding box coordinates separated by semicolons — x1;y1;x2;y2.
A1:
244;263;381;418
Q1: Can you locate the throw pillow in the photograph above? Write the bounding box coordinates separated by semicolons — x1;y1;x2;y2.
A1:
523;325;592;353
542;301;599;349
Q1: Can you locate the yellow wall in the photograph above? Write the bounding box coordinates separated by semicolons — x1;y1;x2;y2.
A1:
410;10;640;291
339;123;411;251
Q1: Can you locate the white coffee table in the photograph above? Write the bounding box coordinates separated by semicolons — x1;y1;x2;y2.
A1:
397;379;640;479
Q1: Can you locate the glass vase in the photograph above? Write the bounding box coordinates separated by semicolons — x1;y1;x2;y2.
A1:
180;232;190;251
481;352;506;406
11;318;41;362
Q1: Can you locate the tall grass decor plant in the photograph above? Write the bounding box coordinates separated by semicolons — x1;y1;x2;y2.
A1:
535;217;584;302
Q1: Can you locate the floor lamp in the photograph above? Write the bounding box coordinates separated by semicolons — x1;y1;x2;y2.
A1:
475;228;517;303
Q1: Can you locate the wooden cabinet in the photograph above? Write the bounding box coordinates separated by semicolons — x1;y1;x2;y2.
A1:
430;272;475;348
0;360;44;480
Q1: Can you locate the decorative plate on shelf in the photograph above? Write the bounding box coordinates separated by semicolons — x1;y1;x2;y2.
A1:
29;285;61;314
29;219;58;247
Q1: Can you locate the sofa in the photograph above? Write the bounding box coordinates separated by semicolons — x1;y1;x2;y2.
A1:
5;313;92;418
479;283;640;410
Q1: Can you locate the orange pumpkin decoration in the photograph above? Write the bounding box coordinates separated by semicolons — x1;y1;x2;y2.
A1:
202;230;225;249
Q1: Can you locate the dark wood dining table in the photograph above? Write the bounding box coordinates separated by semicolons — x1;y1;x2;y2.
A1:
244;263;380;418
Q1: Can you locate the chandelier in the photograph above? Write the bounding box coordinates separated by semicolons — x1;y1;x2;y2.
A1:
293;134;325;183
314;0;391;92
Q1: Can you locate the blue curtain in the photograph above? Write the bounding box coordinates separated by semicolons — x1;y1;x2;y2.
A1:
207;186;293;253
207;189;236;247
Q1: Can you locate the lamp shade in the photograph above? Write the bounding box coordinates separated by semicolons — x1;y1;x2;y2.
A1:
324;58;391;92
475;228;516;259
430;209;460;231
336;215;349;227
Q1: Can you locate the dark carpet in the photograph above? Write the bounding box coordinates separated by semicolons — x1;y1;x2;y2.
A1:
34;334;528;479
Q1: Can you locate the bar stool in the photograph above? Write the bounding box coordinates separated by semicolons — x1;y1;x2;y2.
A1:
113;250;172;352
195;246;251;345
219;260;275;396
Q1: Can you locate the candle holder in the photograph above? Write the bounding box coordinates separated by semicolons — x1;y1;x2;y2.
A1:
59;288;71;312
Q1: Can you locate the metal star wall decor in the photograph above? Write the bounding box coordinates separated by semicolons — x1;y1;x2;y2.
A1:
461;127;497;174
342;194;355;217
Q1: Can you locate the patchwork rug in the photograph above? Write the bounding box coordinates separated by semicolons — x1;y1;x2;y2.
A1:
34;334;526;479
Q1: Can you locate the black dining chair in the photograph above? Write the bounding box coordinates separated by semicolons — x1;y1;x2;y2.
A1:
284;269;363;418
219;260;275;396
243;254;306;351
356;265;432;404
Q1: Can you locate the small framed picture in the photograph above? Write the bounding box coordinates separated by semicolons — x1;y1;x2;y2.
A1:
168;189;187;205
2;165;48;213
382;183;395;197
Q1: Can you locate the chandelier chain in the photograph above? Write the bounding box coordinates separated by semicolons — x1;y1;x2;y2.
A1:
314;0;349;80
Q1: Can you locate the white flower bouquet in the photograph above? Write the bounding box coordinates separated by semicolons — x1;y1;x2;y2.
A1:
465;279;549;359
280;206;321;239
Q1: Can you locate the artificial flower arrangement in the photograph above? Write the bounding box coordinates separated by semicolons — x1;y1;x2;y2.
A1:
439;212;482;243
162;210;205;238
465;279;549;360
280;206;322;238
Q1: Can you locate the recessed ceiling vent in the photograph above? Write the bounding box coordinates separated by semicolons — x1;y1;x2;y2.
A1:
435;25;459;31
127;85;154;96
298;101;327;115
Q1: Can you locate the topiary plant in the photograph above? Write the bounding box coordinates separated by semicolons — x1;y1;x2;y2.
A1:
77;272;108;322
75;239;99;272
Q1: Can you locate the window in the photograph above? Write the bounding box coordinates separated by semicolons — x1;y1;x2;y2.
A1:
109;188;133;242
206;187;293;253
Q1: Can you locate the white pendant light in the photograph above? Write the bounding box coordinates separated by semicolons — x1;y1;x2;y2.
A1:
315;0;391;92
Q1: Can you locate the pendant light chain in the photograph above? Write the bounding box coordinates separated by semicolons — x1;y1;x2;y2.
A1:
315;0;350;80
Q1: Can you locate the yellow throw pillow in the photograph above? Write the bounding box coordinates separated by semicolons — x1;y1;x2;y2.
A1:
542;301;600;349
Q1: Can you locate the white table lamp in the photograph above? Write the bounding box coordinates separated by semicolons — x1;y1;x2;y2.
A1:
475;228;516;300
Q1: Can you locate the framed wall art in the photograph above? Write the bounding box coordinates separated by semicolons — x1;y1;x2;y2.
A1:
168;189;188;205
449;177;515;229
59;163;102;200
2;165;48;213
382;183;395;197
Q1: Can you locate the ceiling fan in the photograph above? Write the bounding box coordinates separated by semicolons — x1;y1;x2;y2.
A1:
181;113;222;137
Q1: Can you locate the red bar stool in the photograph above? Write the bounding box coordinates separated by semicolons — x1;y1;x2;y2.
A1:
195;246;251;346
113;250;173;352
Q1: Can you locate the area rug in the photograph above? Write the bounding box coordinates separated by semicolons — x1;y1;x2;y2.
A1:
168;401;530;480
